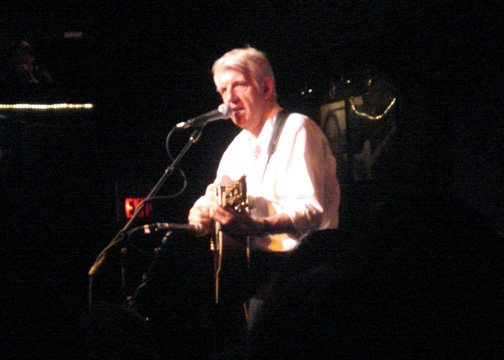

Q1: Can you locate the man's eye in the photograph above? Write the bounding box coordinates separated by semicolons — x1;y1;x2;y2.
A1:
234;82;248;92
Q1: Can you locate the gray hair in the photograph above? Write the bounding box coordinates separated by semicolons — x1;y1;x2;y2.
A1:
212;46;276;99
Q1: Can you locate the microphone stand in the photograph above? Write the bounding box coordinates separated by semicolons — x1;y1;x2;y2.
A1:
87;126;206;308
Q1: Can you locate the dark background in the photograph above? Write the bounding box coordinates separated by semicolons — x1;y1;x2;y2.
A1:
1;1;503;358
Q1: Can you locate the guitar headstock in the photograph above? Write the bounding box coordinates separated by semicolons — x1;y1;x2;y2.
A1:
220;175;248;213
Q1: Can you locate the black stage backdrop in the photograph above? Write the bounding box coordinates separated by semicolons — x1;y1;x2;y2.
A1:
1;2;502;358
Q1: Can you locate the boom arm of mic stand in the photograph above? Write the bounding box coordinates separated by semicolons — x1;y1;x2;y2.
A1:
87;126;206;303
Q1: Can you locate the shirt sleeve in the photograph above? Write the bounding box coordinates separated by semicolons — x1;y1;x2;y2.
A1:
192;185;214;208
272;116;334;236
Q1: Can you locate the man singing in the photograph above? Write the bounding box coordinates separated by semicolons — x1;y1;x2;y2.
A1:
187;45;340;353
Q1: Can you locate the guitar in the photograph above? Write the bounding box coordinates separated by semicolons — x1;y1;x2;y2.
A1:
212;175;249;303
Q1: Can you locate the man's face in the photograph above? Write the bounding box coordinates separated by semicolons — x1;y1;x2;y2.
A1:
214;68;269;136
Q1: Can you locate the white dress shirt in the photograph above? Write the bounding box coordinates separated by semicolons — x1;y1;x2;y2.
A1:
194;112;340;252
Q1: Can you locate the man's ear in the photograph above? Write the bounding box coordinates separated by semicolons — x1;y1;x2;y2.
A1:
263;77;274;98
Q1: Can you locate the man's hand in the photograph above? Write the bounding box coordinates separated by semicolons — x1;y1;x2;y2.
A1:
212;205;265;238
188;205;213;236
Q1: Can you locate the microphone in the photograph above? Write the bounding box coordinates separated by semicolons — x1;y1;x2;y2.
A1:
176;104;232;129
143;222;204;235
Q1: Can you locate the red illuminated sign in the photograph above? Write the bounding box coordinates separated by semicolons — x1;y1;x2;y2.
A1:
124;198;153;219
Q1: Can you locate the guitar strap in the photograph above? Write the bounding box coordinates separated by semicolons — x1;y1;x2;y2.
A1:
261;109;290;184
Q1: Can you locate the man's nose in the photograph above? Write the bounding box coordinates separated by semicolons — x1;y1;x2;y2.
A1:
223;87;238;104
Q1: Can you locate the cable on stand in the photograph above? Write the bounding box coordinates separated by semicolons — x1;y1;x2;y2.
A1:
87;125;205;308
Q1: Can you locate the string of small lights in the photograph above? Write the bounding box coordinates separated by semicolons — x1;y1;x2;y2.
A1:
349;97;396;121
0;103;94;110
